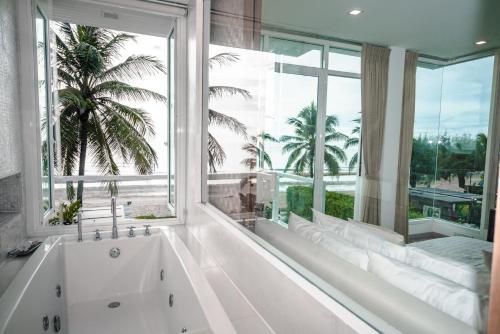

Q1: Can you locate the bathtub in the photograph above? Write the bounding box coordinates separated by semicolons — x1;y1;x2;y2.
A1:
0;227;236;334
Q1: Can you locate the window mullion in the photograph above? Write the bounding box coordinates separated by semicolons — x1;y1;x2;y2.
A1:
313;69;328;213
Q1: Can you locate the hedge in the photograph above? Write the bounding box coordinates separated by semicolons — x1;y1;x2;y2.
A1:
285;185;354;222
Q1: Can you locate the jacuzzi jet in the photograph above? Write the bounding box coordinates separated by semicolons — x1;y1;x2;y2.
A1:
108;301;120;309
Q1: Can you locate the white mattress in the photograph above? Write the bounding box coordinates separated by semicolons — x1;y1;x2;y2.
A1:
410;236;493;330
409;236;492;274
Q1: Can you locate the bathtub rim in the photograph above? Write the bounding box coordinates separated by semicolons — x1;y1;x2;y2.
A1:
0;235;62;333
161;228;237;334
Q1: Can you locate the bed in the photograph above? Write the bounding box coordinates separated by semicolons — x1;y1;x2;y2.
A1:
409;236;493;293
409;235;493;330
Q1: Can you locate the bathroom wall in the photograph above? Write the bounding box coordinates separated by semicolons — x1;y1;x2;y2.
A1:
0;0;26;260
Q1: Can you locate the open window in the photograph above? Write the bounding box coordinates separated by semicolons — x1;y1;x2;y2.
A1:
30;0;185;231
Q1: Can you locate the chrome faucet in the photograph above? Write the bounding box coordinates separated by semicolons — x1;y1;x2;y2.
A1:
77;212;83;242
94;229;102;241
127;226;136;238
111;197;118;239
143;225;151;236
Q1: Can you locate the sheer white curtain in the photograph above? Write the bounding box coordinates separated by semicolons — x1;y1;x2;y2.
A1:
394;51;418;241
360;44;391;226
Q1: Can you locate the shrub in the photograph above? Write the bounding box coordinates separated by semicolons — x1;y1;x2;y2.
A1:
285;186;354;221
325;191;354;220
408;208;424;219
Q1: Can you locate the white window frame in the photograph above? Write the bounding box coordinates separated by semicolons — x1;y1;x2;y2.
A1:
18;0;188;237
412;55;500;240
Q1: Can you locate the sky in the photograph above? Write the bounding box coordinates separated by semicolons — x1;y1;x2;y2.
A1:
414;56;494;139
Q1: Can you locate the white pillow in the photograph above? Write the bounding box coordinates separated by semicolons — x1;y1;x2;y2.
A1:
317;231;369;270
288;212;322;243
367;251;482;330
312;209;347;235
348;218;405;245
406;246;477;291
344;222;407;262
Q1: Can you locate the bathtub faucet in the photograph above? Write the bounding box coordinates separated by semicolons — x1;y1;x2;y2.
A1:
111;197;118;239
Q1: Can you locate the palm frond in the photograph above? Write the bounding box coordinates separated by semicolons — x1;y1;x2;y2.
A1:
92;81;168;103
208;133;226;172
209;109;248;137
97;55;166;82
209;53;239;68
209;86;251;100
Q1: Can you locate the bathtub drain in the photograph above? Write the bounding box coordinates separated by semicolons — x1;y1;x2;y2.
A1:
108;301;121;309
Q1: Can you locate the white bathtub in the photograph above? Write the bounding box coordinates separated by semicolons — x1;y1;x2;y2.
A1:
0;227;236;334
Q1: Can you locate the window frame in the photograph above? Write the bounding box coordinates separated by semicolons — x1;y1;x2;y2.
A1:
204;30;362;217
411;56;499;240
20;0;188;236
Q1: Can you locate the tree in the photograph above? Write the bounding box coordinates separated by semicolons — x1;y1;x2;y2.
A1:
241;132;278;170
344;117;360;172
281;102;347;178
208;53;249;172
55;24;167;203
410;135;437;187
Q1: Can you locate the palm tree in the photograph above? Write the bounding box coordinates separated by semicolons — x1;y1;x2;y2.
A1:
241;132;278;170
208;53;250;172
345;117;360;172
281;102;348;178
55;24;167;203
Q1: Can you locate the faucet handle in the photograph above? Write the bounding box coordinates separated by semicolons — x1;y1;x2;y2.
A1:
127;226;136;238
143;225;151;236
94;229;102;241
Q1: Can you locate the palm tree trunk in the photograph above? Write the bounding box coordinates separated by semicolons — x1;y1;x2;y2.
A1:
309;149;314;178
76;112;89;203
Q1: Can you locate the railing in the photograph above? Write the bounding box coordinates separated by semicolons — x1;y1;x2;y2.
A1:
207;170;357;224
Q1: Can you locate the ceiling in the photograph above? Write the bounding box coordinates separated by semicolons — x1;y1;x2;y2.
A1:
261;0;500;60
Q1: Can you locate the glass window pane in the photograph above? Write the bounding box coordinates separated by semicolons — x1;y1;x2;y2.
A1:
207;44;318;223
36;8;52;215
328;48;361;73
411;56;494;230
265;37;322;67
410;64;443;221
324;76;361;219
48;21;175;223
168;32;175;206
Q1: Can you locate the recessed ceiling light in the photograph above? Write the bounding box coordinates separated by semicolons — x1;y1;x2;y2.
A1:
475;40;487;45
349;9;363;16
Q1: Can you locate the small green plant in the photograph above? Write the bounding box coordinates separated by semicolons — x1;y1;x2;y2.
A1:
135;214;170;220
49;200;82;225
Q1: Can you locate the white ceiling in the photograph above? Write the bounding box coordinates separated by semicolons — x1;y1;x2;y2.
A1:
261;0;500;59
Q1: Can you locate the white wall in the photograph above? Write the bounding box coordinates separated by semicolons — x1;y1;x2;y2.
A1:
0;0;26;261
380;47;406;230
0;0;23;179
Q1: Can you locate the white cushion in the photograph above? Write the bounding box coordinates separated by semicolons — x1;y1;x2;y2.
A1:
312;209;347;235
317;231;369;270
406;247;477;291
367;251;482;330
344;222;407;262
288;212;322;243
348;218;405;245
289;212;369;270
